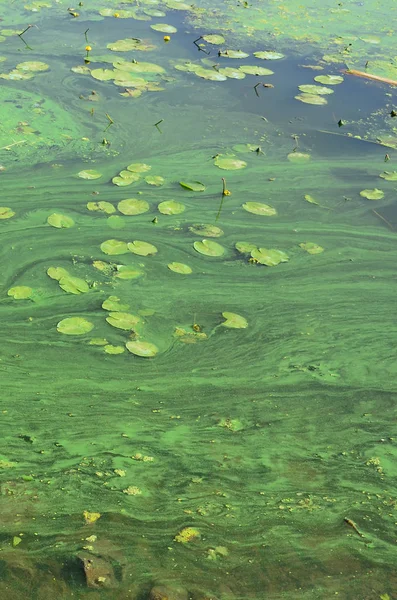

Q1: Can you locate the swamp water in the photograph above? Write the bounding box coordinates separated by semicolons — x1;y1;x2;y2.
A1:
0;1;397;598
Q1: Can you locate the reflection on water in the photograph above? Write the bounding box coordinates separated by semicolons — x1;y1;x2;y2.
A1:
0;2;396;599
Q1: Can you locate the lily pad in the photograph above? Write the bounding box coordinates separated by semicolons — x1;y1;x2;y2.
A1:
115;266;144;280
233;143;259;153
104;345;125;355
379;171;397;181
158;200;185;215
251;248;289;266
168;262;192;274
166;0;191;8
235;241;257;254
239;66;274;76
145;175;164;186
254;51;284;60
113;60;164;74
128;240;158;256
47;266;69;281
90;68;116;82
118;198;150;215
112;173;141;186
126;340;158;357
194;68;227;81
218;67;246;79
179;181;205;191
219;50;249;59
221;312;248;329
7;286;33;299
100;239;129;255
299;242;324;254
314;74;344;85
78;169;102;180
47;213;75;228
194;239;225;257
202;34;225;45
359;188;384;200
106;312;141;330
16;61;49;72
127;162;151;173
102;296;130;311
295;93;328;105
87;201;116;214
287;152;311;163
107;39;156;52
189;224;223;237
59;276;89;295
151;23;177;33
298;84;333;95
214;155;247;170
0;207;15;219
242;202;277;216
57;317;94;335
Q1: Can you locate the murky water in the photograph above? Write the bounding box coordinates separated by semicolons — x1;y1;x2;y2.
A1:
0;2;396;599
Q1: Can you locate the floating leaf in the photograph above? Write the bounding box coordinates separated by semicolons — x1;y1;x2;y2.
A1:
379;171;397;181
104;345;125;355
221;312;248;329
57;317;94;335
151;23;177;33
115;266;144;280
242;202;277;216
117;198;150;215
90;68;115;81
113;60;164;74
194;239;225;257
107;215;126;229
168;262;192;274
299;242;324;254
47;266;69;281
254;51;284;60
251;248;289;266
287;152;311;163
359;188;384;200
78;169;102;179
360;35;381;44
235;241;257;254
179;181;205;191
158;200;185;215
128;240;158;256
16;61;49;72
298;84;333;95
219;50;249;59
102;296;130;311
145;175;164;186
304;194;319;205
107;39;156;52
0;207;15;219
87;201;116;214
239;65;273;76
174;527;201;543
89;338;108;346
218;67;246;79
295;93;328;105
314;74;344;85
194;68;227;81
233;143;259;153
47;213;75;228
202;34;225;45
214;155;247;170
8;286;33;299
83;510;101;524
106;312;141;330
127;162;151;173
126;340;159;357
100;239;129;255
58;276;89;295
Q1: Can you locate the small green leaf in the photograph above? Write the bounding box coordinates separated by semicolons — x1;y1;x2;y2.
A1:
57;317;94;335
7;286;33;299
194;239;225;257
242;202;277;216
168;262;192;274
106;312;141;330
100;239;129;255
126;340;159;357
47;213;75;229
359;188;384;200
78;169;102;179
0;207;15;219
127;240;158;256
299;242;324;254
251;248;289;266
179;181;205;191
221;312;248;329
158;200;185;215
117;198;150;215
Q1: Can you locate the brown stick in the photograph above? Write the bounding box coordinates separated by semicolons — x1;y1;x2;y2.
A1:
345;69;397;86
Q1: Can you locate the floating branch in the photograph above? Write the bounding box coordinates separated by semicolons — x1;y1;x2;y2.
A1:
345;69;397;86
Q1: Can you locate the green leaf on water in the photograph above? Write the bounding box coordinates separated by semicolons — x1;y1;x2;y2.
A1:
235;241;257;254
87;201;116;214
194;67;227;81
304;194;320;205
158;200;185;215
214;155;247;170
57;317;94;335
194;239;225;257
128;240;158;256
7;286;33;299
253;51;284;60
314;74;343;85
242;202;277;216
202;34;225;45
102;296;130;312
16;61;49;72
359;188;384;200
47;213;75;228
295;93;328;105
100;239;129;255
0;207;15;219
126;340;159;357
90;68;115;81
168;262;192;274
115;266;144;280
117;198;150;215
219;50;249;59
151;23;177;33
78;169;102;179
107;215;126;229
298;84;333;95
218;67;246;79
189;224;223;237
106;312;141;330
379;171;397;181
104;345;125;355
145;175;164;186
251;248;289;266
107;39;156;52
232;143;259;153
113;60;165;74
299;242;324;254
239;65;274;76
58;276;89;294
221;312;248;329
179;181;205;191
127;162;151;173
47;267;69;281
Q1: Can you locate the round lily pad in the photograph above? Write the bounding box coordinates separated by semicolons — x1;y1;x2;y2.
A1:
78;169;102;179
90;68;115;81
115;266;144;280
295;93;328;105
127;162;151;173
118;198;150;215
126;340;158;357
16;61;49;72
47;267;69;281
219;50;249;59
287;152;311;163
47;213;75;228
221;312;248;329
87;201;116;214
179;181;205;191
145;175;164;186
0;207;15;219
314;74;344;85
194;239;225;257
242;202;277;216
106;312;141;330
100;239;129;255
113;61;165;74
214;155;247;170
102;296;130;311
239;65;273;76
359;188;384;200
253;51;284;60
235;241;257;254
57;317;94;335
168;262;192;274
218;67;246;79
298;84;333;95
379;171;397;181
194;68;227;81
251;248;289;266
299;242;324;254
202;34;225;45
112;174;141;186
189;224;223;237
104;345;125;355
128;240;158;256
7;286;33;299
233;143;259;153
151;23;177;33
107;39;156;52
158;200;185;215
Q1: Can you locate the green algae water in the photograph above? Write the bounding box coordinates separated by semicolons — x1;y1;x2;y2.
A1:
1;1;397;599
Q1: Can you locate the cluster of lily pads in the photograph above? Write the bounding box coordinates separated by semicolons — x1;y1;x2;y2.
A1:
0;60;49;81
295;73;343;105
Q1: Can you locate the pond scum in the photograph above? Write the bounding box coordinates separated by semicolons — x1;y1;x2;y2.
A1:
0;1;397;599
